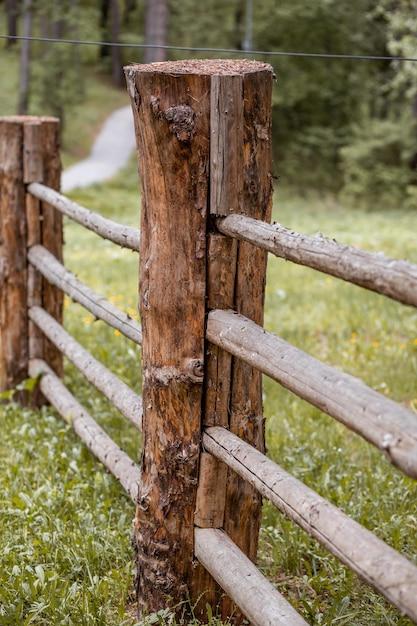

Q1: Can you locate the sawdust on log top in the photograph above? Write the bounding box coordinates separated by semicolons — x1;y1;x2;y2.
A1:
0;115;59;123
125;59;273;76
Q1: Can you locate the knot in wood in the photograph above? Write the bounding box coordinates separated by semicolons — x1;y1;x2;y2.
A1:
164;105;196;143
184;358;204;383
150;97;196;142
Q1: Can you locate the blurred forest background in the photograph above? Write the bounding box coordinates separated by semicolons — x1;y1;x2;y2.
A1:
2;0;417;207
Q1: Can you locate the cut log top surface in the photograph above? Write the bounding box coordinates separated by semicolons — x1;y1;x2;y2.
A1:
0;115;59;123
125;58;273;75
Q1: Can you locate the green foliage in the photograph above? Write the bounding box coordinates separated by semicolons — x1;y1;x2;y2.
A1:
341;116;417;207
3;0;417;202
169;0;417;202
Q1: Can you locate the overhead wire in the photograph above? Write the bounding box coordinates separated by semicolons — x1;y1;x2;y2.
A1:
1;34;417;63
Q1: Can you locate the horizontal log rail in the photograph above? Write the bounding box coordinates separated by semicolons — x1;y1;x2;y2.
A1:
28;245;142;345
206;309;417;479
194;527;307;626
203;426;417;622
217;214;417;308
29;306;142;430
28;182;140;251
29;359;140;500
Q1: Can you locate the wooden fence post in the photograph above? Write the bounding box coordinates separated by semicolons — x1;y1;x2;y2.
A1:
0;116;63;399
126;60;273;620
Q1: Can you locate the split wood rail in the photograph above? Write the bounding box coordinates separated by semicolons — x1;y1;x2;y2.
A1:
0;59;417;625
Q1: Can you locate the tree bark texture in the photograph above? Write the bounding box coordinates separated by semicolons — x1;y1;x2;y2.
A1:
0;119;27;393
0;116;63;399
126;61;210;616
126;59;273;620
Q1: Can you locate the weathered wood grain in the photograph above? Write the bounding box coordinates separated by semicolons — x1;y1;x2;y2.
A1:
126;61;211;615
217;214;417;308
29;306;142;430
29;358;140;500
210;74;243;216
0;116;63;400
28;245;142;345
207;309;417;478
195;528;307;626
192;234;236;609
0;118;27;393
24;121;45;403
203;426;417;622
38;118;63;377
28;182;140;251
220;66;273;622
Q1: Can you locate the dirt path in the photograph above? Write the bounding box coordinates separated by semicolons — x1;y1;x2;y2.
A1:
62;106;136;192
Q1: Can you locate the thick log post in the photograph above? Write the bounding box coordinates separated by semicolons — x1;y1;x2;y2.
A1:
126;60;273;619
0;116;63;398
126;61;211;615
0;118;27;393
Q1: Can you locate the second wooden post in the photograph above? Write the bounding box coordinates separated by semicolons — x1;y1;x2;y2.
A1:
126;59;273;619
0;116;63;400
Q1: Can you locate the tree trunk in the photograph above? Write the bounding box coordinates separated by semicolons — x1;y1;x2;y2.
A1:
110;0;123;87
123;0;137;25
100;0;110;58
234;0;245;50
5;0;19;47
17;0;32;115
144;0;168;63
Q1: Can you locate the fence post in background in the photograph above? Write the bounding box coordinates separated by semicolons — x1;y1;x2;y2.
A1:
0;116;63;400
0;118;28;393
126;59;273;620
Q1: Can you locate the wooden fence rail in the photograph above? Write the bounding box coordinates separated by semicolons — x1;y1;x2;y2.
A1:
29;359;140;500
28;245;142;344
217;214;417;307
203;427;417;622
207;308;417;479
1;59;417;626
29;306;142;430
194;528;308;626
28;182;140;251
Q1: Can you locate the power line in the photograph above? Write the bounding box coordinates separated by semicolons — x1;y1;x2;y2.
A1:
1;33;417;63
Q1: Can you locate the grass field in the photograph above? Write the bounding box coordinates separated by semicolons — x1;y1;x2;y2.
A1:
1;157;416;625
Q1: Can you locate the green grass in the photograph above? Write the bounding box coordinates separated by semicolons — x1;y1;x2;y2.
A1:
1;161;417;625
